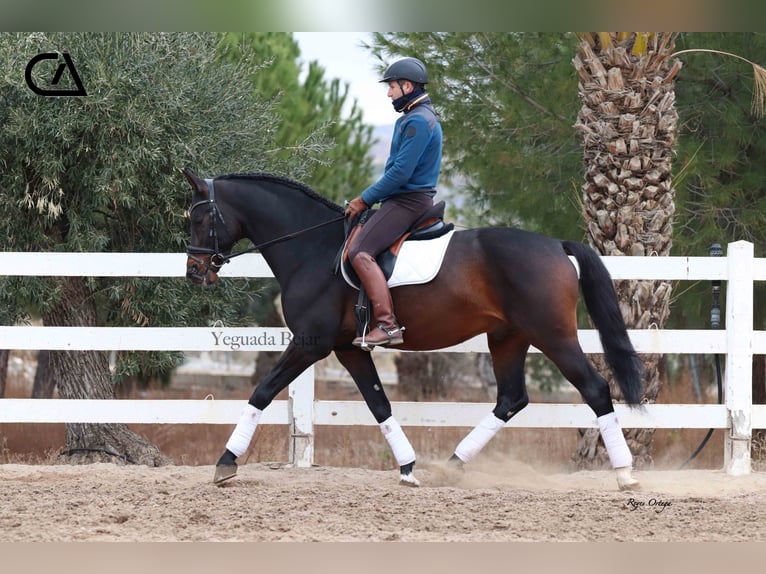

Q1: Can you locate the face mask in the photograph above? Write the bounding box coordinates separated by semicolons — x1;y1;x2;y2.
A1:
392;86;425;113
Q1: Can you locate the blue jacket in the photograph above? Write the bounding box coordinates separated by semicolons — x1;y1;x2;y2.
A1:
361;96;442;206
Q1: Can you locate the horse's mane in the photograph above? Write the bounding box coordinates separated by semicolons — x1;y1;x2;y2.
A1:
216;172;344;214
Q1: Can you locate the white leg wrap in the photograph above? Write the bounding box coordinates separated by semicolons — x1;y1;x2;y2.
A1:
454;413;506;463
597;411;633;469
225;404;263;457
380;416;416;466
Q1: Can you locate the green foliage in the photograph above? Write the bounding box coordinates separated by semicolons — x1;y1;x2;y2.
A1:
674;33;766;258
0;32;338;381
671;32;766;328
219;33;375;203
367;32;583;237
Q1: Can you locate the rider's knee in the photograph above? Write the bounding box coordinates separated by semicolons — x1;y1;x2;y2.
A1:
349;249;374;268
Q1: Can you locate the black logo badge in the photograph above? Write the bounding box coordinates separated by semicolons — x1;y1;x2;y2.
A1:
25;52;87;96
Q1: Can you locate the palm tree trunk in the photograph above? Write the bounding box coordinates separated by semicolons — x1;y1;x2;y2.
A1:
572;33;681;469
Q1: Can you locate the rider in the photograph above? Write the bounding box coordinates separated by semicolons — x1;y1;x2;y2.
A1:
345;56;443;349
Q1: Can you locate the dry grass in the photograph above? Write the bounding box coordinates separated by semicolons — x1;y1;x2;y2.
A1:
0;351;749;472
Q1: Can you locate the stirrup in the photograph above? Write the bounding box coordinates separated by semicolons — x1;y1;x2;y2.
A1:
354;323;405;350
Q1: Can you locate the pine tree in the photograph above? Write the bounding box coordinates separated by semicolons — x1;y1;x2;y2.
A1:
368;32;582;233
219;33;375;202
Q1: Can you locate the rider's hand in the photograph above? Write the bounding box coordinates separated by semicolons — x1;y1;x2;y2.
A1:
344;196;368;219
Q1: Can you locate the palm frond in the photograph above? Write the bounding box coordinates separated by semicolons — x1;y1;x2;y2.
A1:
671;48;766;119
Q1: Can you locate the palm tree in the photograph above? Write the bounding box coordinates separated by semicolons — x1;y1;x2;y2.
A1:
572;32;682;469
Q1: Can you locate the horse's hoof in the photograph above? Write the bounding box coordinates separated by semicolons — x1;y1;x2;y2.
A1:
399;472;420;487
398;461;420;487
447;453;465;470
618;479;640;491
213;464;238;485
616;466;640;491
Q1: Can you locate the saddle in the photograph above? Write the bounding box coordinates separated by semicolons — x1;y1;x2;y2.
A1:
336;201;455;343
338;200;455;288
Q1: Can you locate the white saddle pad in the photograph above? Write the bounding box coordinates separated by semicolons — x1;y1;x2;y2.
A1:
342;229;455;289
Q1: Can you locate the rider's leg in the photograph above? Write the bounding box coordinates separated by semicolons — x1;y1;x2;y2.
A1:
351;252;403;348
347;192;434;349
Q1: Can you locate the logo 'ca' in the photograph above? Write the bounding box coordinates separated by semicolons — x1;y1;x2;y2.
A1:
25;52;87;96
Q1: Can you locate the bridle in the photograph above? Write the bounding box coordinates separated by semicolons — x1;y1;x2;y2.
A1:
186;178;345;279
186;179;230;278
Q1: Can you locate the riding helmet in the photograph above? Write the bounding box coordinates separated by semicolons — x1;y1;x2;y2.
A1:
380;57;429;85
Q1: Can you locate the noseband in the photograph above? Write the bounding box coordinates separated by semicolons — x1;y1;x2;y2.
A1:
186;179;229;278
186;178;346;278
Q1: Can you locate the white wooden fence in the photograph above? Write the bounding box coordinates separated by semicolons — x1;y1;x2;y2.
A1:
1;241;765;475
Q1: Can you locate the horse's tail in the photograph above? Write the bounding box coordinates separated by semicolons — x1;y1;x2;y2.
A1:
562;240;644;407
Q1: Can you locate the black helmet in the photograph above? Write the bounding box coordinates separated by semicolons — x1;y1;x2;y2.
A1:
380;57;428;85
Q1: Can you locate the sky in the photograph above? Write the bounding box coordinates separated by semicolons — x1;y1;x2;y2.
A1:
293;32;399;127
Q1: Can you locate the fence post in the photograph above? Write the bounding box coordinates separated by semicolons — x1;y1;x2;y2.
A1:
288;367;315;467
724;241;754;475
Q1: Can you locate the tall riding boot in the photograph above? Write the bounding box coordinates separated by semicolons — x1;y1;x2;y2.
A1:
351;252;404;349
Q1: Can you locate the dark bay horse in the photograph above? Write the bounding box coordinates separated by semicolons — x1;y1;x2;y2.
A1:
183;168;644;490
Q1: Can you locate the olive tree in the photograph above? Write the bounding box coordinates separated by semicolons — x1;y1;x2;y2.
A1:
0;33;333;464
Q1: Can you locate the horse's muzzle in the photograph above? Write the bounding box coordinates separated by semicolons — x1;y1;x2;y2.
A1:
186;255;220;287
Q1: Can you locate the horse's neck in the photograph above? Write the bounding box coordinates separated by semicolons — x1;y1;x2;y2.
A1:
231;181;343;284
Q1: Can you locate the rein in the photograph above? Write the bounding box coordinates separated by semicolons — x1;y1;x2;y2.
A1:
222;213;347;263
186;178;346;270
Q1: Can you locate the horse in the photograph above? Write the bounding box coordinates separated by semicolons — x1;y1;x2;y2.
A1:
183;167;644;491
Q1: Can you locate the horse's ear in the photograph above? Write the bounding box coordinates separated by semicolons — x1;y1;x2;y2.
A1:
182;167;208;197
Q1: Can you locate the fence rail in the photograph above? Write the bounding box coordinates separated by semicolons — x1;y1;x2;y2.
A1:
1;241;764;475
